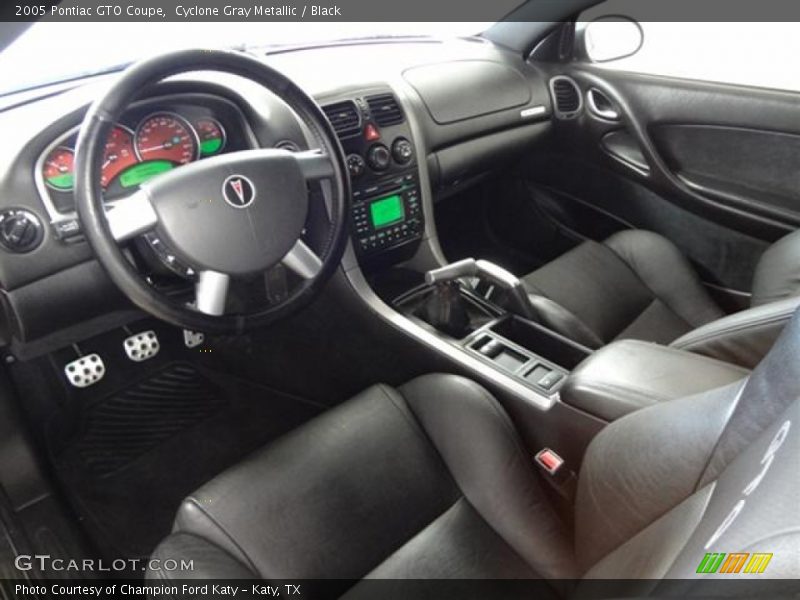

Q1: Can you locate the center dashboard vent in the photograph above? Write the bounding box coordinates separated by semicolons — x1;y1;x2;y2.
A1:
365;93;404;126
549;76;582;119
321;100;361;138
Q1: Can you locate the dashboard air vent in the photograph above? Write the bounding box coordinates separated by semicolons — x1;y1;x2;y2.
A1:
549;76;582;119
321;101;361;138
365;93;404;126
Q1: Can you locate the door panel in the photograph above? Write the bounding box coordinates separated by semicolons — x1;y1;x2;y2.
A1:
516;64;800;296
652;124;800;216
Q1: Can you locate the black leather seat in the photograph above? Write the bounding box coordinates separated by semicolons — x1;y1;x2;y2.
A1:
149;312;800;590
522;229;800;368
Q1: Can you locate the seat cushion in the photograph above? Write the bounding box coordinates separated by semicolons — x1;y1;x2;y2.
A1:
150;374;576;583
522;230;724;348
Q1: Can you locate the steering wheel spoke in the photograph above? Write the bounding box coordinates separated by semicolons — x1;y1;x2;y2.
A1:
194;270;230;316
281;239;323;279
105;189;158;242
294;149;335;182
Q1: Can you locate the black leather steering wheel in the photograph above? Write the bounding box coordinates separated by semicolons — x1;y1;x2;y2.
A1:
74;49;350;334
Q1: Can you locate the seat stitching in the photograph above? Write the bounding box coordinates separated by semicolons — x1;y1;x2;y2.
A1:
375;383;462;493
689;379;748;492
672;308;796;347
603;240;704;330
570;381;670;407
181;496;262;576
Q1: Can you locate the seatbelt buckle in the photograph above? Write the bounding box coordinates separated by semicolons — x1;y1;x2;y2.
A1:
534;447;577;503
534;448;564;475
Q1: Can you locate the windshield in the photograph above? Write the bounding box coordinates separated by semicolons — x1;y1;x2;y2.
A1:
0;22;489;96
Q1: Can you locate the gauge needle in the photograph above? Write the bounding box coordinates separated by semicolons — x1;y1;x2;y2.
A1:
47;161;67;172
139;143;172;153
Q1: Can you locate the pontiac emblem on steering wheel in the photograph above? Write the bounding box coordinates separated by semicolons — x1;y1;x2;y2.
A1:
222;174;256;208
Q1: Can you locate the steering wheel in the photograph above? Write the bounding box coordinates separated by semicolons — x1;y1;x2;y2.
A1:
74;49;350;334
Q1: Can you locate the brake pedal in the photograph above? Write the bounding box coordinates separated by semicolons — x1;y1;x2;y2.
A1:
123;330;160;362
183;329;204;348
64;354;105;388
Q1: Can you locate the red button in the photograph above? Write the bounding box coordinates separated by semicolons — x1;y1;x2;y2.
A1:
535;448;563;474
364;123;381;141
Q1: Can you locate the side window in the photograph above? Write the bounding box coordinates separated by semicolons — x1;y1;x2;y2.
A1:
577;5;800;93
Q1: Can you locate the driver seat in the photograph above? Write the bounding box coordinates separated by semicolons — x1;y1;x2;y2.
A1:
148;313;800;590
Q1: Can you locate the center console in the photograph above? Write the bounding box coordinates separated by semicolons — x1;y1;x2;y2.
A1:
321;93;424;266
393;279;593;398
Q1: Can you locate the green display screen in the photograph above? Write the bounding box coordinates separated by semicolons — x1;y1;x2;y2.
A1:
46;173;74;190
369;194;405;228
119;160;174;188
200;138;223;155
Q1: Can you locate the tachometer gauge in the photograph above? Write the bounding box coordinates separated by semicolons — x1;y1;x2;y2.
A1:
195;118;226;156
42;147;75;191
101;126;137;188
135;113;198;165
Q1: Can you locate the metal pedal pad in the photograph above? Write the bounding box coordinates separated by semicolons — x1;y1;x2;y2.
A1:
65;354;105;388
183;330;204;348
123;330;160;362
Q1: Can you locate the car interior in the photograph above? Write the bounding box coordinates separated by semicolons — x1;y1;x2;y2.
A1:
0;2;798;595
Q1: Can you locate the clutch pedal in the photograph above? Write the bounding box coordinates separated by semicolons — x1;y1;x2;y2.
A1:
64;354;106;388
123;330;160;362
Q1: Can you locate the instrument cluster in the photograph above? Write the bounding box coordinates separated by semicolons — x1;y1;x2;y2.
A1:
38;96;251;216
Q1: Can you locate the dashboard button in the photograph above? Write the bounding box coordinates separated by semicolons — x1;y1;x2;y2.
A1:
391;137;414;164
346;154;366;179
366;144;391;171
364;123;381;141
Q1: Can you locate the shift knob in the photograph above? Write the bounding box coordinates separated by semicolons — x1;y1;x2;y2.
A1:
421;281;471;338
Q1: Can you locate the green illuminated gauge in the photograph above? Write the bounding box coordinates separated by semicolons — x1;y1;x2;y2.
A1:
195;118;226;156
118;160;174;188
42;147;75;191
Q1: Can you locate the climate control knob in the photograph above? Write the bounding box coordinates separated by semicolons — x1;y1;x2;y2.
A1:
391;137;414;164
366;144;391;171
346;153;366;179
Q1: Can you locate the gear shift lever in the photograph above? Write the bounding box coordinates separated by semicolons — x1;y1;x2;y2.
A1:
421;280;471;338
425;258;537;321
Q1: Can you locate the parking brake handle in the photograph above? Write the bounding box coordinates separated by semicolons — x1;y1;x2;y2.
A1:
425;259;537;321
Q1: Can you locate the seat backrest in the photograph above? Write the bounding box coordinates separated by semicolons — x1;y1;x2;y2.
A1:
750;228;800;308
575;308;800;586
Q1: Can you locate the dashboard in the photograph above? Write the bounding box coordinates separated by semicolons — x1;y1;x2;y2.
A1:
0;38;553;347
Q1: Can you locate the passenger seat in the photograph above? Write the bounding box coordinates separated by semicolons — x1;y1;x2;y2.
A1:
522;229;800;368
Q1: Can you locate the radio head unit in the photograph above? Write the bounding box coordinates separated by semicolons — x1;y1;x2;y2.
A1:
352;171;422;256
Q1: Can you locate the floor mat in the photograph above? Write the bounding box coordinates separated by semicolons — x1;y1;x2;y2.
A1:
51;361;322;559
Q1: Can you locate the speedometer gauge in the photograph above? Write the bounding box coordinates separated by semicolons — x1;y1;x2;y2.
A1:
135;113;198;165
43;147;75;191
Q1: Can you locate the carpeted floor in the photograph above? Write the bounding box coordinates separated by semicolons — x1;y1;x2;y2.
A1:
50;361;322;560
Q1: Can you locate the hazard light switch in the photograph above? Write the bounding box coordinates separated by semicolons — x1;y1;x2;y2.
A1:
364;123;381;141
